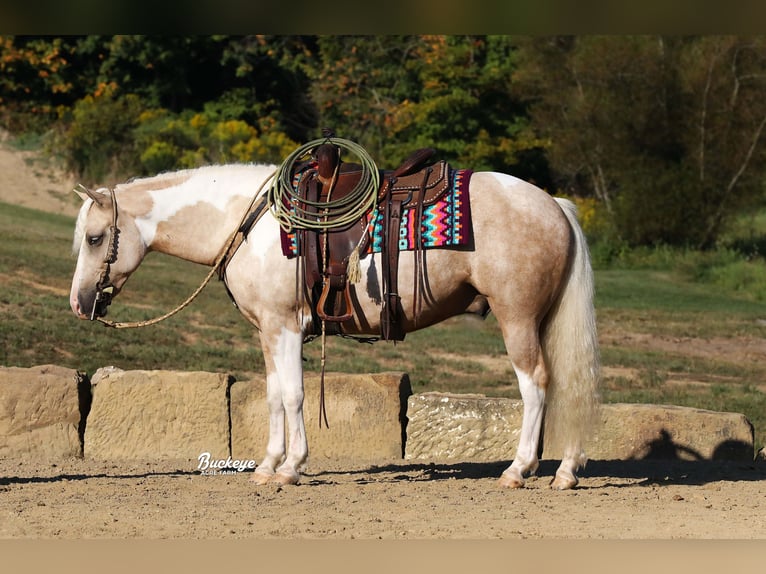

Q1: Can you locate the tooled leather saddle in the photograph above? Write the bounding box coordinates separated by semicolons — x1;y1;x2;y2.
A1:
291;140;453;342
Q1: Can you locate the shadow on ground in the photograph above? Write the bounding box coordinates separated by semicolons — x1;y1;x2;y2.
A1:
307;457;766;487
1;457;764;488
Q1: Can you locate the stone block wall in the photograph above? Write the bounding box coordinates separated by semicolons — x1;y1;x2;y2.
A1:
404;393;755;462
85;368;232;460
0;365;87;458
0;366;757;464
230;372;411;461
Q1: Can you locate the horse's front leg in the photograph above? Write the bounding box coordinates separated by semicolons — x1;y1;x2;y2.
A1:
249;368;288;484
250;326;308;486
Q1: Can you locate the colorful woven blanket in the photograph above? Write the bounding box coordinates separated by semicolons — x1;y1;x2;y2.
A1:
280;168;473;257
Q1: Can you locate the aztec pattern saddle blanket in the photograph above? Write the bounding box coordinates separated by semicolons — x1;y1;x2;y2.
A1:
279;168;473;258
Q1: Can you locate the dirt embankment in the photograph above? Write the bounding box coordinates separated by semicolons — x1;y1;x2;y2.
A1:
0;130;78;217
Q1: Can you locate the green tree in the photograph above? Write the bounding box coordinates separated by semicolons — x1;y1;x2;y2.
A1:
219;35;319;143
307;35;424;158
0;35;83;131
18;35;315;181
308;35;548;183
57;86;145;183
1;35;318;140
514;35;766;248
385;35;546;179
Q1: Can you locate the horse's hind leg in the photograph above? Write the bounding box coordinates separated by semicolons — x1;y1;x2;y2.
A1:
496;321;548;489
550;445;584;490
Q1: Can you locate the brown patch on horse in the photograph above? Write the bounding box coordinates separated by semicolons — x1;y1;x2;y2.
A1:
152;202;231;264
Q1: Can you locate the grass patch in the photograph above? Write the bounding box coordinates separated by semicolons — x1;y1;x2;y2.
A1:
596;269;765;338
596;264;766;448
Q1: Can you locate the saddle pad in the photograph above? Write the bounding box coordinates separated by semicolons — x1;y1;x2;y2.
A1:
280;168;473;257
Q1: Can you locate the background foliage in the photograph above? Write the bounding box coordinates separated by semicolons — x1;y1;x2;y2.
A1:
2;34;766;251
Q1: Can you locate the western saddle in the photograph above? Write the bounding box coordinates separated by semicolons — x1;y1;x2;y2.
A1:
287;136;452;342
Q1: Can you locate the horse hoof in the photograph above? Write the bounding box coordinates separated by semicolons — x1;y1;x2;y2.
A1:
550;471;578;490
497;472;525;489
271;470;300;486
249;471;274;485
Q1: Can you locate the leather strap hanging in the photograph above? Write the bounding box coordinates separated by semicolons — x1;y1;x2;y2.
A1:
380;180;405;341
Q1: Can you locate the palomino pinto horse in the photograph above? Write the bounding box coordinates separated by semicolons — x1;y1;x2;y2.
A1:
69;163;600;490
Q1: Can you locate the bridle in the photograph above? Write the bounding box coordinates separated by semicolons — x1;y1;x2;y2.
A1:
76;185;120;321
92;187;119;320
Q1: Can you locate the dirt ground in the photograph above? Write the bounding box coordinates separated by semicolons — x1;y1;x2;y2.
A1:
1;456;766;539
2;136;766;540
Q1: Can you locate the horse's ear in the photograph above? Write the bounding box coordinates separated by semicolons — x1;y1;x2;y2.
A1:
74;184;104;206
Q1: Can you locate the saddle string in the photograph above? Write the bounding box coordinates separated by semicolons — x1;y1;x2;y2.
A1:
95;170;276;329
319;318;330;429
345;212;374;285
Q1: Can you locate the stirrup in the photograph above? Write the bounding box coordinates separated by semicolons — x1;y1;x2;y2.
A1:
316;281;354;322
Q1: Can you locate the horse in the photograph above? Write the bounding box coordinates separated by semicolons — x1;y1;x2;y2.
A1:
69;162;600;490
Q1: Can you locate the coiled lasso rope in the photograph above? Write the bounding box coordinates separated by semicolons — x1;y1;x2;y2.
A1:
268;137;380;233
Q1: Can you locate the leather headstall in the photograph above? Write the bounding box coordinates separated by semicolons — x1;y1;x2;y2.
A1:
90;187;120;320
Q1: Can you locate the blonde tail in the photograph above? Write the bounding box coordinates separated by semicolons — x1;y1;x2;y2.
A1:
542;198;601;466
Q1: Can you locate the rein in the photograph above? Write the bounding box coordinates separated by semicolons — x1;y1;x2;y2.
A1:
89;171;275;329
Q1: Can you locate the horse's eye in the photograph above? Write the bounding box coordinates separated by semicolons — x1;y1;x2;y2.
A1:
87;235;103;246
